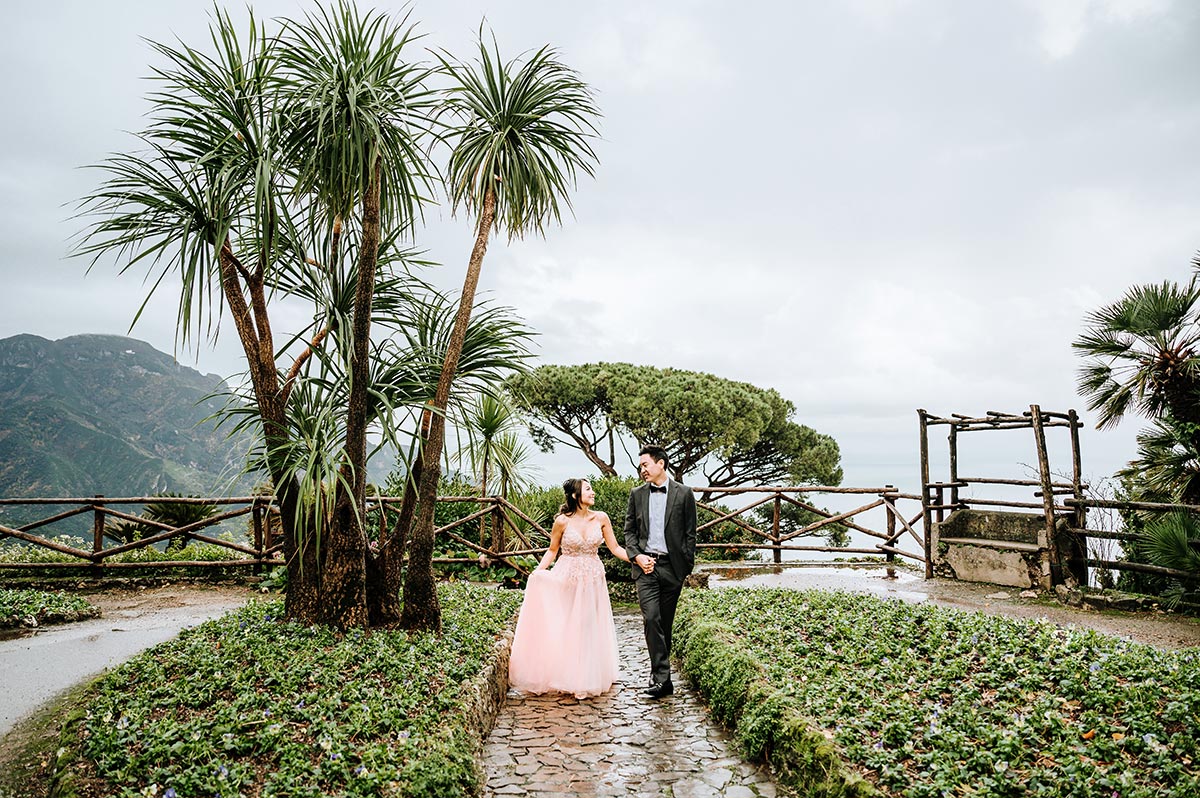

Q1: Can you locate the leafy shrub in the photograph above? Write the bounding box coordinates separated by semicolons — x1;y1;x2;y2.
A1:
676;588;1200;798
0;588;99;628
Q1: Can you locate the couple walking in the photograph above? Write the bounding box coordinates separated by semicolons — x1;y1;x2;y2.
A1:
508;445;697;700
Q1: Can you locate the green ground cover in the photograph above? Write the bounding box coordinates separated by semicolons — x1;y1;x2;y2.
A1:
0;588;98;628
675;588;1200;798
49;583;521;798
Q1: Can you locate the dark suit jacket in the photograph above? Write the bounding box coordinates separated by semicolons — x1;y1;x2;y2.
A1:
624;479;697;582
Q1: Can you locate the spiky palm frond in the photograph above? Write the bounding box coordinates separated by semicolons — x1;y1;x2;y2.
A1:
437;31;600;239
277;0;437;231
75;6;292;345
1073;278;1200;429
1117;419;1200;504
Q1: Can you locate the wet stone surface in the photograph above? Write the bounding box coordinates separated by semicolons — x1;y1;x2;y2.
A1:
482;611;778;798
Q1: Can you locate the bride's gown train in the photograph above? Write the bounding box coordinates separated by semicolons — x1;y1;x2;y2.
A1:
508;520;620;698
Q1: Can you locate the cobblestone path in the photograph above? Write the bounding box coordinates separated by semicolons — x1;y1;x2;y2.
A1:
482;611;779;798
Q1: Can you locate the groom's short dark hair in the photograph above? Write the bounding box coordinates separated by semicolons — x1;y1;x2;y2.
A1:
639;445;669;469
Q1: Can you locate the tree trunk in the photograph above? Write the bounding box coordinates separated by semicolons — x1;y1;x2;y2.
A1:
401;185;497;632
323;156;383;629
367;423;425;626
480;454;490;547
214;240;320;622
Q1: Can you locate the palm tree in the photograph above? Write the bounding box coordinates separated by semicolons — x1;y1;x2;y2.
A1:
1132;512;1200;608
274;2;437;627
401;31;600;631
455;394;539;549
76;6;491;629
1075;271;1200;507
1074;276;1200;430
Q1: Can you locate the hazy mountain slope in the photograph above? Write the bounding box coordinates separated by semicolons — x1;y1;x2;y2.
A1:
0;334;255;505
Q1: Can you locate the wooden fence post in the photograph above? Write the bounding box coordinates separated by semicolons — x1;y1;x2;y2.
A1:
772;493;782;564
252;501;264;575
884;486;897;578
92;495;105;570
491;498;504;559
1030;404;1066;589
918;409;933;579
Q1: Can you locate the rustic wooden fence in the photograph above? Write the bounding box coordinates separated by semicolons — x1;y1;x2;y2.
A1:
918;406;1200;588
1061;496;1200;585
696;485;928;573
0;486;929;576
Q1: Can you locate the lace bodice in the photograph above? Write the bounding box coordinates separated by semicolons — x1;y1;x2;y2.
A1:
560;520;603;557
552;518;606;585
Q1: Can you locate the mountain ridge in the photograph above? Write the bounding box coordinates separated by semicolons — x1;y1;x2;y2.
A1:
0;333;256;506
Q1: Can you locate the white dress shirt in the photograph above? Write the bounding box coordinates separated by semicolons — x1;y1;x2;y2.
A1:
647;481;669;555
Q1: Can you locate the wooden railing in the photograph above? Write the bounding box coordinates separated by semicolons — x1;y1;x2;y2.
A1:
1062;497;1200;584
0;495;279;571
696;485;927;572
0;486;929;576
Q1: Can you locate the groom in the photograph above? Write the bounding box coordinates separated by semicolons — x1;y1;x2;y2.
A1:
624;445;697;698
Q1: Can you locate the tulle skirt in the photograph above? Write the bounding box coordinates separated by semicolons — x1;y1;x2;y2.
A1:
507;554;620;698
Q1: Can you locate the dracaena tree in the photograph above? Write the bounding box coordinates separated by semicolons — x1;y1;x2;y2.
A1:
400;31;600;632
75;5;533;629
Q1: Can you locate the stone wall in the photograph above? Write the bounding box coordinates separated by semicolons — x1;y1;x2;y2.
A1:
933;509;1052;589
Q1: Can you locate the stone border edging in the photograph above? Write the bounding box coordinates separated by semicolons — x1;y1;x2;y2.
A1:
461;617;517;790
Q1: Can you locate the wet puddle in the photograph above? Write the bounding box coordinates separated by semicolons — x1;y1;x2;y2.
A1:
699;562;934;603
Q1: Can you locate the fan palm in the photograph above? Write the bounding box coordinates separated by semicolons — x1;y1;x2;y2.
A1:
1073;276;1200;430
401;31;600;631
1118;418;1200;505
1133;512;1200;608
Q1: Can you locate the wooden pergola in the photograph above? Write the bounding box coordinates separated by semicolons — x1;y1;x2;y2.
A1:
917;405;1086;585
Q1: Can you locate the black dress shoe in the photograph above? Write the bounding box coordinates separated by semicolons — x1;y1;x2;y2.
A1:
643;680;674;698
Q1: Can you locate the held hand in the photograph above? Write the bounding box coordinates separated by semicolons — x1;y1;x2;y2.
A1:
634;554;655;574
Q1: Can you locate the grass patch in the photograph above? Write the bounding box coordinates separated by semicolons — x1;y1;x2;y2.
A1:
50;582;521;797
675;588;1200;798
0;588;99;629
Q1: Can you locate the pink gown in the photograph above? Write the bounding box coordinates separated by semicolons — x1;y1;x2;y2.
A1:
507;519;620;699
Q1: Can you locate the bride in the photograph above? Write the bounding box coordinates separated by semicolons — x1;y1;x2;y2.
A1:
508;478;631;699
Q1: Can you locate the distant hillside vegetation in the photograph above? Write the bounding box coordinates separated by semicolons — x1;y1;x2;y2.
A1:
0;334;256;509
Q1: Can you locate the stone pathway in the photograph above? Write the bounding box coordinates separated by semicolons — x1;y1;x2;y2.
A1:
482;610;778;798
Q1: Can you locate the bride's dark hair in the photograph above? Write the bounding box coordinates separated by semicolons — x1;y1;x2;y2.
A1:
558;478;583;516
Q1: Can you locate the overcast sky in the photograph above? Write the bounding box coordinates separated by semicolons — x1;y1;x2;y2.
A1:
3;0;1200;507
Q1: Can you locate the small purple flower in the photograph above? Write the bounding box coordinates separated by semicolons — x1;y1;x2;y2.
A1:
263;709;271;718
1090;663;1101;673
215;764;229;779
354;765;367;776
330;752;341;761
164;790;177;798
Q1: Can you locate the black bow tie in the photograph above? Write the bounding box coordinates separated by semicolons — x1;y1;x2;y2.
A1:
649;484;667;493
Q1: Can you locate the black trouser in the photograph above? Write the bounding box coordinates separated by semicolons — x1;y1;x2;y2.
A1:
635;556;684;685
